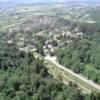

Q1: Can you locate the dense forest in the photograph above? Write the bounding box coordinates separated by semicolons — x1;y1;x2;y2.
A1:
0;42;100;100
57;23;100;84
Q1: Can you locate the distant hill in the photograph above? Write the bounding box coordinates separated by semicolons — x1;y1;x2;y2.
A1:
0;0;53;8
0;0;100;8
0;0;20;8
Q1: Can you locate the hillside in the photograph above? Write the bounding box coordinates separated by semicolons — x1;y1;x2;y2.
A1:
0;2;100;100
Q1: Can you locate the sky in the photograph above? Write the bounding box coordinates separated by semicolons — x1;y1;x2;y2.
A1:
0;0;73;2
0;0;89;1
0;0;98;1
0;0;99;3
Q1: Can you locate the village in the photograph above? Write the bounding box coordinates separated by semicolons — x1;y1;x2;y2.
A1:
7;16;83;55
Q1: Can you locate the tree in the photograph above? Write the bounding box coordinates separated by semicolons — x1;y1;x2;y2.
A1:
91;54;100;70
72;61;84;73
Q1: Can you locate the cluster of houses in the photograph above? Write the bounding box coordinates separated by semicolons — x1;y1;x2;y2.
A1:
34;27;83;55
7;16;83;55
7;25;83;55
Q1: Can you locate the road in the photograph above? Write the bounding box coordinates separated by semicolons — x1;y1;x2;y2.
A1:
45;56;100;93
